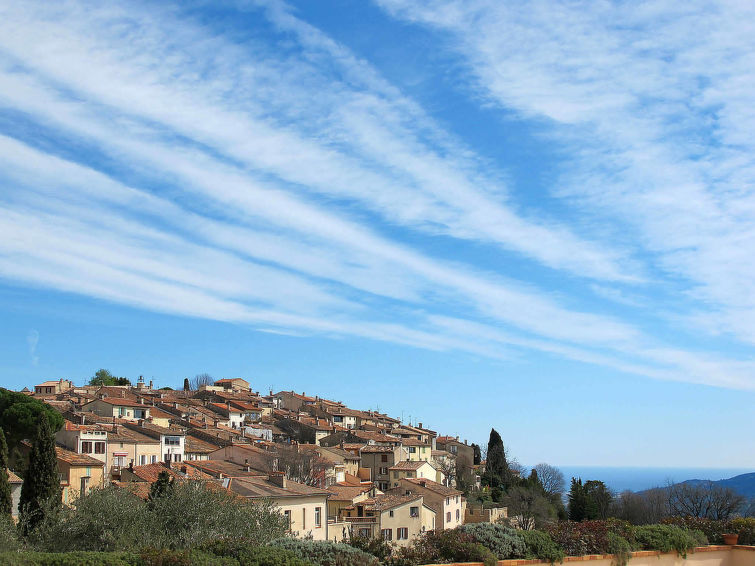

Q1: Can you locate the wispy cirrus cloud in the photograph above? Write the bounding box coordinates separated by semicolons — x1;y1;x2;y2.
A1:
0;0;752;390
376;0;755;347
26;329;39;366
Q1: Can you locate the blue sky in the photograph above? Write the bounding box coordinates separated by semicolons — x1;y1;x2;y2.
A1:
0;0;753;468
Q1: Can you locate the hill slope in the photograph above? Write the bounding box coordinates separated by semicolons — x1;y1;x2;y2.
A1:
682;472;755;498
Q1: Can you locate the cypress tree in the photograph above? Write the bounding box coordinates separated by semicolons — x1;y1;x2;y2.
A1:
483;428;510;490
183;378;190;392
19;415;61;532
149;470;174;503
0;428;11;517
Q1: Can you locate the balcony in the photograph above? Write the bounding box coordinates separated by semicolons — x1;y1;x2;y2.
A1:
345;517;377;524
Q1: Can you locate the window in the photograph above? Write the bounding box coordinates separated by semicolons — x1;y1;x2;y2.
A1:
81;441;93;454
445;497;450;505
359;528;371;537
379;467;388;475
94;442;106;454
284;510;291;529
393;471;398;479
140;455;146;465
397;528;408;540
456;509;460;521
446;511;451;523
381;454;388;462
173;453;182;462
151;455;157;464
381;528;392;541
408;447;416;453
164;436;181;446
410;506;419;518
389;510;394;517
455;496;459;503
315;507;322;527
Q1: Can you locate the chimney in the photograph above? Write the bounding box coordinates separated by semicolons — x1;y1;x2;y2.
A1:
149;380;153;389
419;422;423;429
81;414;86;425
456;436;459;441
269;472;287;488
227;401;231;410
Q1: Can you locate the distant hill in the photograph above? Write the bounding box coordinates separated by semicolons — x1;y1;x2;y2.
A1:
681;472;755;498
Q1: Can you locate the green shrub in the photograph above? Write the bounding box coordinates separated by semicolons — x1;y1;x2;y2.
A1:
345;534;393;562
545;520;637;556
268;539;378;566
0;516;21;552
200;541;314;566
24;483;288;553
661;517;725;544
634;525;706;557
388;529;497;566
0;551;140;565
727;518;755;545
606;533;632;566
519;529;564;564
459;522;527;558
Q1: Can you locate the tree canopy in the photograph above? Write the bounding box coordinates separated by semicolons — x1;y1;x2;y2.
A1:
88;369;131;386
19;415;61;533
568;477;614;521
0;388;64;449
0;428;11;517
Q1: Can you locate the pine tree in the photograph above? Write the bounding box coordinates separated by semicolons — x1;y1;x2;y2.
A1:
19;415;61;532
567;477;587;521
0;428;11;517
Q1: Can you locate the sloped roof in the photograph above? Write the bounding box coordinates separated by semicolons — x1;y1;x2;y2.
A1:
6;469;22;483
229;476;330;498
389;460;433;471
55;446;104;467
326;483;372;501
185;435;220;453
401;477;461;496
124;462;213;483
362;493;422;511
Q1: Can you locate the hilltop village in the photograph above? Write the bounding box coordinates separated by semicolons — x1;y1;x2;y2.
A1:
12;376;490;545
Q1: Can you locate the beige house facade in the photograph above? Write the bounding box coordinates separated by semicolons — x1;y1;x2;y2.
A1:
390;477;465;530
82;398;151;421
229;474;330;540
342;494;435;547
104;425;161;476
388;460;441;487
56;446;106;504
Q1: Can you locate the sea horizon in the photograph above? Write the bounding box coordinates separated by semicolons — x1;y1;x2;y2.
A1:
548;466;754;493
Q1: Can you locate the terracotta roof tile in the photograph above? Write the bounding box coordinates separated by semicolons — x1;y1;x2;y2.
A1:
55;446;104;466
